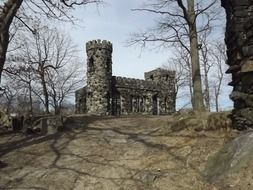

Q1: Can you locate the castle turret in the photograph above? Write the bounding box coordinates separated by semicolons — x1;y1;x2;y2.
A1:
86;40;113;115
144;68;176;114
144;68;175;83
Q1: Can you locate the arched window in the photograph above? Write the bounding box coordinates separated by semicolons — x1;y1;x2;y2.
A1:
166;75;169;81
106;58;111;73
88;57;94;72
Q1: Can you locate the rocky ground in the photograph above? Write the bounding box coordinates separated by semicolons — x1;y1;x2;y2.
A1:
0;114;248;190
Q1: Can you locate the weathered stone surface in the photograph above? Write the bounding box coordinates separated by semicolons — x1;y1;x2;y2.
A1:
75;87;86;114
204;130;253;186
222;0;253;130
241;59;253;72
0;110;10;128
170;111;232;132
230;91;253;107
76;40;176;116
0;116;236;190
26;116;64;134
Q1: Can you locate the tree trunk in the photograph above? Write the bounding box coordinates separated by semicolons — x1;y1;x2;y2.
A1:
188;73;193;106
187;0;205;111
0;0;23;82
55;107;60;115
28;82;33;114
204;70;210;111
214;75;222;112
215;87;219;112
53;93;59;115
40;74;50;113
202;49;210;111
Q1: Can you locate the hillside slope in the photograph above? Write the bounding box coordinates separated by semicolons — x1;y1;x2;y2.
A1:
0;114;246;189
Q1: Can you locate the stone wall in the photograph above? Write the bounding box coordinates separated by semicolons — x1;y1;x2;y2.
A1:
222;0;253;130
114;76;160;91
145;69;176;114
75;87;86;114
112;76;159;115
111;70;176;115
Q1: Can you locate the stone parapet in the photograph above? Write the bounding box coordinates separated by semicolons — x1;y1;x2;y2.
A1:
145;68;176;80
114;76;160;91
86;39;113;52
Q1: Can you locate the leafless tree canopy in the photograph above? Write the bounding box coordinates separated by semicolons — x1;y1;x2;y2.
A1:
3;25;84;115
128;0;224;111
129;0;221;50
0;0;102;82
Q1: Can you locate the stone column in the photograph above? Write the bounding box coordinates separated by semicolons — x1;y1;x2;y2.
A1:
222;0;253;129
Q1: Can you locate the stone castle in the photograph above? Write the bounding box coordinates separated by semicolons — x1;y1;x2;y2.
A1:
75;40;176;115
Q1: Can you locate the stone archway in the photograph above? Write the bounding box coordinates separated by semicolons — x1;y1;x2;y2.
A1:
222;0;253;130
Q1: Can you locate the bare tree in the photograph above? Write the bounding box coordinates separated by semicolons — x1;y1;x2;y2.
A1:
47;64;83;114
4;62;35;114
163;46;193;108
210;41;227;112
199;30;214;111
4;25;83;115
0;79;21;114
0;0;102;82
129;0;222;111
0;0;22;83
19;26;80;113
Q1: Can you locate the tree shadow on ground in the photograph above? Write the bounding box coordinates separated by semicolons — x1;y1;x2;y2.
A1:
0;116;219;189
0;115;101;158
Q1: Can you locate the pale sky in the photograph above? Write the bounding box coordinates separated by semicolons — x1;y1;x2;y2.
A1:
61;0;233;110
62;0;170;79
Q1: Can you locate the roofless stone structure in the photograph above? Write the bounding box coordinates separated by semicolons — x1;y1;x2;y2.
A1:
75;40;176;115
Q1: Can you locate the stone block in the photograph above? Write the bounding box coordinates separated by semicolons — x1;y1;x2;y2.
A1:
241;59;253;72
0;111;11;129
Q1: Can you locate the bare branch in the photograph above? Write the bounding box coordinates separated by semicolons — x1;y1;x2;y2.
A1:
132;8;185;19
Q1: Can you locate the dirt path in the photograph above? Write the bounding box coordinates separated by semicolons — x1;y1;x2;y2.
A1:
0;116;231;190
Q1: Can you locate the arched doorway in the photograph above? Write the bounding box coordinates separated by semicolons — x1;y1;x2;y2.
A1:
152;95;158;115
112;91;121;115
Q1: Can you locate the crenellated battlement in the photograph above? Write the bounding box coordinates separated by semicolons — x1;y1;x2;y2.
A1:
144;68;176;84
76;39;176;115
113;76;160;91
86;39;113;52
144;68;176;79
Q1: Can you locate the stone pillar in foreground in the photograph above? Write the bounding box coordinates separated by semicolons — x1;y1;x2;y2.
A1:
222;0;253;129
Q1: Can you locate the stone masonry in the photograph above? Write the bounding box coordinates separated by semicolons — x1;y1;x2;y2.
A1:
76;40;176;115
222;0;253;130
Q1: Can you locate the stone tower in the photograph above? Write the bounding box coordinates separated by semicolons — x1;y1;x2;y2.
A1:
144;69;176;114
86;40;113;115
